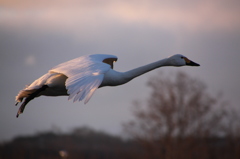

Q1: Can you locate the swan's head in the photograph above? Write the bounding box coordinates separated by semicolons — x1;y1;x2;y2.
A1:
168;54;200;67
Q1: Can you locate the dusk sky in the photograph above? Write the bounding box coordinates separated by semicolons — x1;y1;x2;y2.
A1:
1;0;240;141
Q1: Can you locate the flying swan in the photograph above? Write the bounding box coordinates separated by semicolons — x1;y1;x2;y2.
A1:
15;54;200;117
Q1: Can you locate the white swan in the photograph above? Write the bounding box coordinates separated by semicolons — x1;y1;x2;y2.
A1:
15;54;200;117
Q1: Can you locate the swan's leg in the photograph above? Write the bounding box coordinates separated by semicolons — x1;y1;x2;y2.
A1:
16;85;48;118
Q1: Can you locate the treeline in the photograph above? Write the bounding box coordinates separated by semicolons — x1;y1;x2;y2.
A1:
1;126;240;159
0;126;141;159
122;72;240;159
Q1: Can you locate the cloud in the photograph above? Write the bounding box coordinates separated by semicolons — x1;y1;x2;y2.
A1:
110;0;240;31
25;55;36;66
1;0;239;33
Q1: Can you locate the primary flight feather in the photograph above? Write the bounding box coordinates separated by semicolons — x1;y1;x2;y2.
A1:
15;54;200;117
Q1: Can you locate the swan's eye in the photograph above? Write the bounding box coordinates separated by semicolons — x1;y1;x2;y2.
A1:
181;56;184;59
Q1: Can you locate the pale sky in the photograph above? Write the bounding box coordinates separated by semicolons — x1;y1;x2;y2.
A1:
1;0;240;141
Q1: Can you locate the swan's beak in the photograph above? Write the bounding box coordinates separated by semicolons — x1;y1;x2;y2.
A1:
186;60;200;66
184;57;200;66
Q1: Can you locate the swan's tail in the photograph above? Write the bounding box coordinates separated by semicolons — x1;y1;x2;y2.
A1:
15;85;48;118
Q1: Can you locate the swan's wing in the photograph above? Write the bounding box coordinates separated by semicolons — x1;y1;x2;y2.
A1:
50;54;117;104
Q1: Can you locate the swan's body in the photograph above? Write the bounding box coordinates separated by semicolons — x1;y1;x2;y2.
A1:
15;54;200;117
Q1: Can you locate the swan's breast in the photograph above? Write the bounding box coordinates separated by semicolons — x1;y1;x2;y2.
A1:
100;69;129;87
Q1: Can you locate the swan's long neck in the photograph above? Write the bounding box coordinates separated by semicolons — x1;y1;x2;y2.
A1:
123;58;169;81
101;58;169;87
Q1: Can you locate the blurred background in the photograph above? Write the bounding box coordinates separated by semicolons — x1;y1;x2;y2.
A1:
1;0;240;155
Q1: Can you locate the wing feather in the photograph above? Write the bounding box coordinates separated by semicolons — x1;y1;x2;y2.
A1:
49;54;117;103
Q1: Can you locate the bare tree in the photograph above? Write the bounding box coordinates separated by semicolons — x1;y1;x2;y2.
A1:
123;71;240;159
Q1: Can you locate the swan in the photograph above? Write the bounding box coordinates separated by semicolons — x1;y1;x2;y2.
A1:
15;54;200;117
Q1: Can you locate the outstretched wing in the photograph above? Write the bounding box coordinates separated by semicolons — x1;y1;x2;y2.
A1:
50;54;117;103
